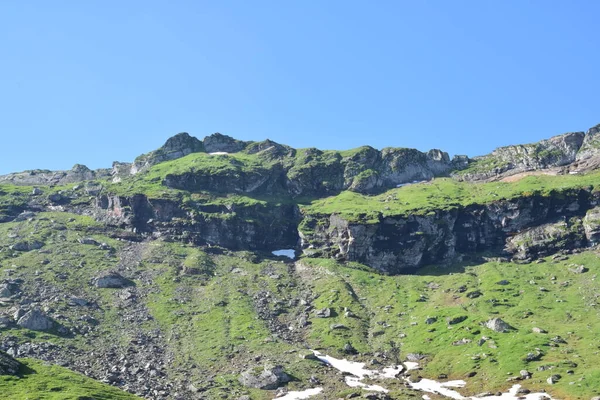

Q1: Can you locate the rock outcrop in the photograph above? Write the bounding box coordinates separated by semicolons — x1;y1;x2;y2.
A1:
131;132;204;174
455;131;585;181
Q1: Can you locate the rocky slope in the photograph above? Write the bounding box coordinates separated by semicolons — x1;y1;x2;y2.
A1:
1;123;600;399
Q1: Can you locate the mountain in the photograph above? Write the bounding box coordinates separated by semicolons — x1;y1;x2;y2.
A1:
1;123;600;399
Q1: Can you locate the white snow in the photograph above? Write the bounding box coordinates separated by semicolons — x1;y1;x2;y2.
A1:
345;376;388;392
406;378;466;400
272;249;296;259
404;361;420;371
276;387;323;399
312;351;557;400
209;152;229;155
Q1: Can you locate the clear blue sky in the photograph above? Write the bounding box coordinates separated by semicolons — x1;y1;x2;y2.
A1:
1;1;599;174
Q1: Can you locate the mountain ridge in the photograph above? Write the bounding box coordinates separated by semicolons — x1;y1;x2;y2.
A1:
2;121;600;399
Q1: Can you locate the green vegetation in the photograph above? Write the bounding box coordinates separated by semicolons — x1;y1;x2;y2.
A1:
301;252;600;398
304;171;600;222
0;359;139;399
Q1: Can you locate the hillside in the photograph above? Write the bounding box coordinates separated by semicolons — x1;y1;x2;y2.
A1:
1;123;600;400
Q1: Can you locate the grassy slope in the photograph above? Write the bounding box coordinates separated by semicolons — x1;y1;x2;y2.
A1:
304;171;600;222
0;359;139;400
301;254;600;399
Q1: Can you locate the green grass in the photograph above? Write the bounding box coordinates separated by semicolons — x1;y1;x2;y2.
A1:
302;252;600;398
303;171;600;222
0;359;140;399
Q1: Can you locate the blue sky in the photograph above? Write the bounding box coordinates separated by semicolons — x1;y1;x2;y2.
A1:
1;1;599;174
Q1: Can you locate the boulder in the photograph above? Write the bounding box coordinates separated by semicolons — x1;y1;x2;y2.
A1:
239;364;290;390
484;318;513;333
16;308;53;331
93;272;133;288
315;308;332;318
78;237;100;245
9;240;44;252
0;351;22;375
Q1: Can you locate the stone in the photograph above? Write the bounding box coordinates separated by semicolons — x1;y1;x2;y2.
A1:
78;237;100;245
330;323;348;330
239;364;290;390
532;327;547;334
520;370;532;379
425;317;437;324
9;241;44;252
446;315;467;325
406;353;427;362
93;272;133;288
484;318;513;333
0;351;22;375
315;308;332;318
343;343;357;354
16;308;53;331
568;265;588;274
0;285;13;298
547;374;561;384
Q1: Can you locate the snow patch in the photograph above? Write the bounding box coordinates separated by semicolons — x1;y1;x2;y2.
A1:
312;351;558;400
276;387;323;399
345;376;388;392
272;249;296;259
209;152;229;155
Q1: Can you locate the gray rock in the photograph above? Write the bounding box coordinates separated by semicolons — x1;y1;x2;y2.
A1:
0;285;13;298
9;240;44;252
78;237;100;246
455;131;585;181
547;374;561;384
446;315;467;325
93;272;133;288
485;318;513;333
532;327;547;334
568;265;588;274
239;364;290;390
506;220;585;261
0;351;22;375
16;308;53;331
315;308;332;318
330;323;348;330
203;133;247;154
406;353;427;362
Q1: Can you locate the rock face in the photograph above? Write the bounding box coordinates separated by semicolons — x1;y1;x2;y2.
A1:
505;219;586;261
300;188;599;273
94;193;301;251
576;124;600;161
456;131;585;181
239;364;291;390
203;132;248;153
0;351;22;375
16;308;54;331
